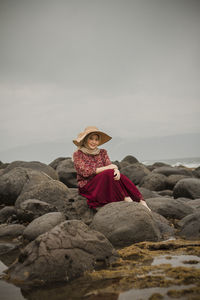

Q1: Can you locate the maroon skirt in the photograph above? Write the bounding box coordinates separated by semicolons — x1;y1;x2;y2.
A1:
79;169;143;209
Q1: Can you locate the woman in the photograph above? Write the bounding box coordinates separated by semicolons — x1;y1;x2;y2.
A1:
73;126;150;211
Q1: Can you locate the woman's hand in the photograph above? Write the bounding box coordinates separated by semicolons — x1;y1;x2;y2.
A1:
96;164;118;174
107;164;118;170
114;168;120;180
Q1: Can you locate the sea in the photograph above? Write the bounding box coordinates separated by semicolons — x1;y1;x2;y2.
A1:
142;156;200;169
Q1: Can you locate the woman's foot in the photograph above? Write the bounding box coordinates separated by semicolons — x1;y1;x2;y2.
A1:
140;199;151;211
124;197;133;202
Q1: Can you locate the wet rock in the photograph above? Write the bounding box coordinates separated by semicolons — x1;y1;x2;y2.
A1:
151;212;175;239
23;212;65;241
91;202;161;247
138;187;160;199
0;224;25;238
0;206;17;224
177;212;200;239
18;199;58;220
5;220;117;285
56;159;78;188
152;166;193;177
146;197;194;219
140;173;168;191
0;167;51;206
2;161;58;180
173;178;200;199
15;180;70;214
120;163;150;185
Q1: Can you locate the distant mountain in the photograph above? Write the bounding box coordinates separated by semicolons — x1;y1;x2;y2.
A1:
0;132;200;164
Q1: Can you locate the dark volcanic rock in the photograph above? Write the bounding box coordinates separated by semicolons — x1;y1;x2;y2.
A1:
91;202;161;247
145;162;170;172
0;224;25;238
0;206;17;224
5;220;117;285
152;166;193;177
146;197;194;219
186;199;200;211
18;199;58;221
151;212;175;239
49;157;68;170
2;161;58;180
120;155;139;168
56;159;78;188
15;180;70;213
0;167;51;206
120;163;150;185
157;190;173;197
173;178;200;199
138;187;160;199
192;166;200;178
23;212;65;241
166;174;189;189
140;173;168;191
177;212;200;240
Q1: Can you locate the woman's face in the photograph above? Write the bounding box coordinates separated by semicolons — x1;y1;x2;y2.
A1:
86;134;100;150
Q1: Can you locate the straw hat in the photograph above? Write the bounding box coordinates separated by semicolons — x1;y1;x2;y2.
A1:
73;126;112;147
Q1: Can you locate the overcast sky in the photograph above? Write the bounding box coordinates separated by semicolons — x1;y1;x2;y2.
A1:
0;0;200;160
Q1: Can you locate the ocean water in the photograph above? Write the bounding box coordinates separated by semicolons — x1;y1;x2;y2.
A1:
142;156;200;169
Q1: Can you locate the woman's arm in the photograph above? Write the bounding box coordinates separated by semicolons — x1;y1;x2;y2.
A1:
96;164;118;174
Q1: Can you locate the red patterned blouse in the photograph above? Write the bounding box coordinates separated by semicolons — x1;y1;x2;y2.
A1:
73;149;111;188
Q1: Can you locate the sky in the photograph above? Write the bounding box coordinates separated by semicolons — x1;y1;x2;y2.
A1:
0;0;200;162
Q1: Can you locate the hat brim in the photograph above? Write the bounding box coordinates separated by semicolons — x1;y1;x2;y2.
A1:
73;131;112;147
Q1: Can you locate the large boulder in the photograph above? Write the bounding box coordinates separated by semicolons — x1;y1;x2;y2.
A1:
152;166;193;177
151;212;175;239
0;206;17;224
23;212;65;241
145;162;170;172
0;167;51;205
192;166;200;178
145;197;194;219
2;161;58;180
166;175;189;190
49;157;68;170
90;202;161;247
138;187;160;199
173;178;200;199
140;173;168;191
5;220;117;285
120;163;150;185
186;199;200;211
15;180;70;213
120;155;139;168
177;212;200;240
56;159;78;188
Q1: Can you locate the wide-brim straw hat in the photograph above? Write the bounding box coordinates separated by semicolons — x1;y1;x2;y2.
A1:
73;126;112;147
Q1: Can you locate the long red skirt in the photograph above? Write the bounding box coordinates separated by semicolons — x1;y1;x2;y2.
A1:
79;169;143;209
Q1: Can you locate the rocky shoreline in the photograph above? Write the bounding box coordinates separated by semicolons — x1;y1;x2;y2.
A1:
0;155;200;299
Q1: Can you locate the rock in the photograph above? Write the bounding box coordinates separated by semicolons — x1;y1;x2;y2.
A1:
145;162;170;172
173;178;200;199
192;166;200;178
157;190;173;197
140;173;168;191
0;224;25;238
15;180;70;214
0;167;51;206
56;159;78;188
152;166;193;177
166;174;189;189
49;157;68;170
120;163;150;185
0;161;9;169
0;242;20;255
5;220;117;285
18;199;58;220
177;212;200;239
186;199;200;211
63;188;95;225
120;155;139;168
0;206;17;224
138;187;160;199
23;212;65;241
90;202;161;247
145;197;194;219
3;161;58;180
151;212;175;239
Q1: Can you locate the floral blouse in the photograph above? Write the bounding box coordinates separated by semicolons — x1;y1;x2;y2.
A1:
73;149;111;188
